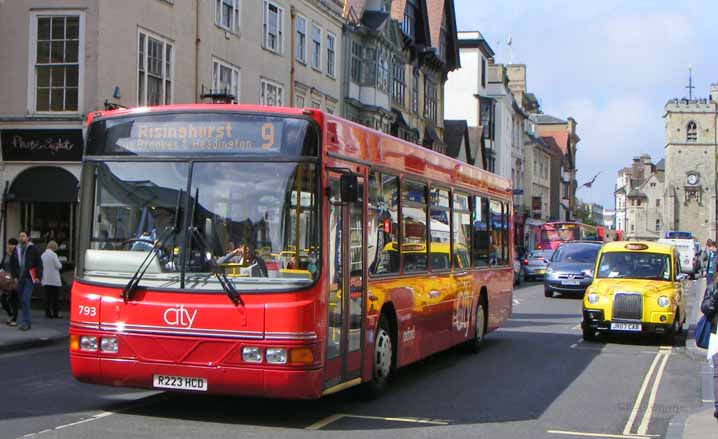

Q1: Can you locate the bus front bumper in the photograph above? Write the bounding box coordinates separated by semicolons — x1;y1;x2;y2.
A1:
71;355;325;399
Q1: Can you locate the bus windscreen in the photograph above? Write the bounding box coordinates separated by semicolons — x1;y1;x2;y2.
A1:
85;113;318;157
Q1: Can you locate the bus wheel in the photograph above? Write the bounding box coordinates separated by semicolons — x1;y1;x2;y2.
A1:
362;315;394;399
466;300;487;353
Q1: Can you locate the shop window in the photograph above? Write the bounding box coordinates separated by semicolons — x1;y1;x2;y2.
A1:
472;196;490;267
369;173;399;275
401;180;427;273
429;187;451;270
452;192;471;269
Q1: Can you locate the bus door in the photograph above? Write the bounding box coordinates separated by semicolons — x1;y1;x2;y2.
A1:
324;170;365;391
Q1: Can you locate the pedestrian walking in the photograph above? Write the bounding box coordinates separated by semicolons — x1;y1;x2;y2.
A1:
10;231;42;331
705;239;717;285
701;282;718;421
41;240;62;319
0;238;19;325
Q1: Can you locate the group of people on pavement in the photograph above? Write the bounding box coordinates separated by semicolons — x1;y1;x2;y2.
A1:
699;239;718;421
0;231;63;331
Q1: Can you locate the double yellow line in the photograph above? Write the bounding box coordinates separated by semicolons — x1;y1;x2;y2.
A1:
622;346;672;436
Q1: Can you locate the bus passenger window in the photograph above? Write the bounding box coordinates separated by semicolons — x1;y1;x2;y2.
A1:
429;187;450;271
369;173;399;275
472;196;490;267
401;180;428;273
502;202;510;265
490;200;503;266
452;192;471;269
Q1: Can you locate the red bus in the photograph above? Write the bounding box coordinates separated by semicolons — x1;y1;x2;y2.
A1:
70;104;513;399
533;221;601;251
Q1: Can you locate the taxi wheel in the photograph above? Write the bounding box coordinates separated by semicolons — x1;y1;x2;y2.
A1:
582;326;597;342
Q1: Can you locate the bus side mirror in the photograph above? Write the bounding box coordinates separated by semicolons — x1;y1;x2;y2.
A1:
340;174;359;203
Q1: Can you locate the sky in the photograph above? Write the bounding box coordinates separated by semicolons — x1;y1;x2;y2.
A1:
454;0;718;209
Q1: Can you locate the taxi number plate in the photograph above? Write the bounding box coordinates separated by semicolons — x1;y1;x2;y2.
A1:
153;374;207;391
561;279;581;285
611;322;641;332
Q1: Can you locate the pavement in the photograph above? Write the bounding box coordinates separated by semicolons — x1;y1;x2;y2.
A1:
666;277;718;439
0;308;68;352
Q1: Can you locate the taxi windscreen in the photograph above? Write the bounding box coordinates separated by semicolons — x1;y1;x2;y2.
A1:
596;252;671;281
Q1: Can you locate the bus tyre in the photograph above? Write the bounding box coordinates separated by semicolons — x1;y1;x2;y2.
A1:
362;315;394;399
466;300;487;353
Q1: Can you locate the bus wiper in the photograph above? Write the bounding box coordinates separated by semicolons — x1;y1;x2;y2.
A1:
121;191;183;302
187;189;243;307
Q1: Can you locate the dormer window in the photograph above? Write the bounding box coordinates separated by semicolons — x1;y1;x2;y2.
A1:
687;121;697;143
402;0;416;39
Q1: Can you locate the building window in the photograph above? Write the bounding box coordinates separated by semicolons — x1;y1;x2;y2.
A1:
392;62;405;106
211;58;240;102
215;0;239;32
377;48;389;92
350;41;363;83
295;93;305;108
311;98;321;109
650;182;656;187
260;79;283;106
311;23;321;70
424;78;437;123
439;23;448;61
656;198;660;207
481;57;486;89
687;121;697;143
326;32;336;78
295;15;306;63
263;1;283;54
636;199;641;207
138;30;173;106
655;219;661;232
412;69;419;113
32;14;83;112
326;102;336;114
402;0;416;38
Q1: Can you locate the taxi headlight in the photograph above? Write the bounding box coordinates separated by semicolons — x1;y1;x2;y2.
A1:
587;293;600;304
657;296;671;308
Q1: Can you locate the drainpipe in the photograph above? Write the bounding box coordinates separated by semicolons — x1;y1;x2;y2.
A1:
194;0;200;103
290;6;296;107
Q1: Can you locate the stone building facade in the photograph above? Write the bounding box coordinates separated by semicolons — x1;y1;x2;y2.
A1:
662;85;718;245
614;155;664;240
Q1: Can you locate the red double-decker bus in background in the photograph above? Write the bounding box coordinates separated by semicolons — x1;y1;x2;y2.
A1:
70;104;513;399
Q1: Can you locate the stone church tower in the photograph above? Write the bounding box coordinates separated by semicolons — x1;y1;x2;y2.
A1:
663;84;718;244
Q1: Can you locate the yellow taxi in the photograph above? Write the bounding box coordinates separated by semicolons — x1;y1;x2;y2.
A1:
581;241;687;341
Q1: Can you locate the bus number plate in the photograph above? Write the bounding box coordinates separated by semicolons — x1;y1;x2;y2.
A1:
610;322;641;332
153;374;207;391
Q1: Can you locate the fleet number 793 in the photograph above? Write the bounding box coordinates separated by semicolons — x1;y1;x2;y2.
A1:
78;305;97;317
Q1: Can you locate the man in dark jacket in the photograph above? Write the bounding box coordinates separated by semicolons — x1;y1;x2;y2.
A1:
702;283;718;421
10;231;42;331
0;238;19;325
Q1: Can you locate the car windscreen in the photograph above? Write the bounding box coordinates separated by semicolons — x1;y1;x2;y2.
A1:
553;244;601;263
596;252;671;281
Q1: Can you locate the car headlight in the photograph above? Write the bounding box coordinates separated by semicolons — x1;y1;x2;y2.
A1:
657;296;670;308
582;269;593;277
546;266;554;273
587;293;600;304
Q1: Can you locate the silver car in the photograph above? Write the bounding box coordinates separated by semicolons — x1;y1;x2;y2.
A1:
544;241;602;298
524;250;554;281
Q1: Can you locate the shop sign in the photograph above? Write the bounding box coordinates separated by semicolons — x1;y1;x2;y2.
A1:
1;129;83;161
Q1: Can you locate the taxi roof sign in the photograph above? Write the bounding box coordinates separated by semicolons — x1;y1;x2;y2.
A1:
625;243;649;251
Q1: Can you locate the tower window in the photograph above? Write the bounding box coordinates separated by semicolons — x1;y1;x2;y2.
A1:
687;121;697;143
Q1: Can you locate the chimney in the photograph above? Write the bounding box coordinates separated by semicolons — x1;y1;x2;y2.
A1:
711;83;718;102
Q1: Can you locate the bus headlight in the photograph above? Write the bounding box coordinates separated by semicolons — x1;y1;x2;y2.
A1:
80;336;98;352
657;296;670;308
265;348;287;364
100;337;118;353
242;346;262;363
587;293;600;304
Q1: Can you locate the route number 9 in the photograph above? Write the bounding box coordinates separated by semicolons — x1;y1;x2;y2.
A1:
78;305;97;317
261;123;275;150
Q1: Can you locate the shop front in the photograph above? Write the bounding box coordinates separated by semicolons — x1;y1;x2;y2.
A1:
1;128;82;269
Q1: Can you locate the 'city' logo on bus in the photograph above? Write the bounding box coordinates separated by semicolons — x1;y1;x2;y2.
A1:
163;305;198;328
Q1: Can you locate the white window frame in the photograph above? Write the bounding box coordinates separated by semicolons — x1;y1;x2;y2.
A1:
311;23;322;71
211;57;241;103
137;28;174;107
295;93;305;108
263;1;284;55
215;0;240;33
260;78;284;106
326;32;336;78
311;98;321;109
295;14;307;64
27;10;86;115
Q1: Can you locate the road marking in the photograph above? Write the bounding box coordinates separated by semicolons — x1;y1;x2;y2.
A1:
636;349;671;436
622;350;662;435
548;430;657;438
305;413;450;430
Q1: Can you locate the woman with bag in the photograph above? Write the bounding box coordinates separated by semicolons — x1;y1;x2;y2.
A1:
41;240;62;318
701;282;718;421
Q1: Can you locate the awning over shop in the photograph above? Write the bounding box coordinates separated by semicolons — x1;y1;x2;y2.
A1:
6;166;78;203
